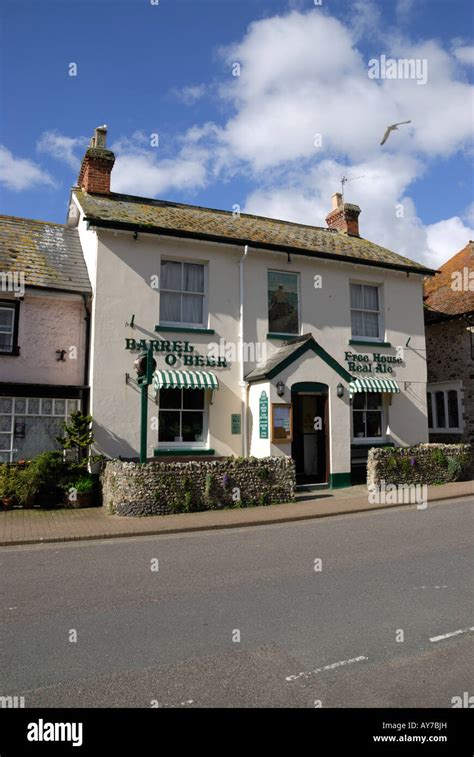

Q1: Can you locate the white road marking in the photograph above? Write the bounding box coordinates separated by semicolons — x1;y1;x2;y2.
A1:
430;626;474;643
286;655;368;682
413;585;448;589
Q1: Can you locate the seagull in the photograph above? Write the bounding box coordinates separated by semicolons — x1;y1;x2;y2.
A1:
380;120;411;146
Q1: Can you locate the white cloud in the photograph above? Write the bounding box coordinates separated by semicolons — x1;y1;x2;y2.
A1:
217;11;473;171
172;84;207;106
453;45;474;65
208;9;473;268
425;217;474;267
37;131;87;170
0;146;57;191
110;131;208;196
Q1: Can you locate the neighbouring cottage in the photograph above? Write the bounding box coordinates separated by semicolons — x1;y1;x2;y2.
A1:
0;216;91;462
424;241;474;444
65;125;436;487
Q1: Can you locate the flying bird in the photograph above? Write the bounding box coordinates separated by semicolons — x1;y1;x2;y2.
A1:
380;120;411;146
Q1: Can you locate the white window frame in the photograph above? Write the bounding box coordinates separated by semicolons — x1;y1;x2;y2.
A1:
0;397;80;463
427;382;463;433
0;303;17;354
351;392;388;443
267;269;301;336
159;258;208;329
350;282;383;342
156;388;210;449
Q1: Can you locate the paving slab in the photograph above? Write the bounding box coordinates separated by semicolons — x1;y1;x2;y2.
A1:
0;480;472;547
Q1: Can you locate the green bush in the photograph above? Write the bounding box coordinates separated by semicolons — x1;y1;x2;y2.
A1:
71;476;94;494
431;448;447;467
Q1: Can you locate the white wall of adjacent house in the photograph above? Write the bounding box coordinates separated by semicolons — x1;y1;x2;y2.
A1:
77;219;429;465
0;290;86;385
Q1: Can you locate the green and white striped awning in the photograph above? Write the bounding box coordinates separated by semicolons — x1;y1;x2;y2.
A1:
153;369;219;391
349;377;400;395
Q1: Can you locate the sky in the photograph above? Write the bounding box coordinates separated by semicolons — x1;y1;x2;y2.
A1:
0;0;473;269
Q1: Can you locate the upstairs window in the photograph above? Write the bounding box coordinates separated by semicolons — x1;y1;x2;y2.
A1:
350;283;380;340
0;301;20;355
160;260;205;327
268;271;299;335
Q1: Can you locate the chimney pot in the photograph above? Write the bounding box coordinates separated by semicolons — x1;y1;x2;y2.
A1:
332;192;343;210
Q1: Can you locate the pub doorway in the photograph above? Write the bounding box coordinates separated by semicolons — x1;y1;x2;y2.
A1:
291;382;329;485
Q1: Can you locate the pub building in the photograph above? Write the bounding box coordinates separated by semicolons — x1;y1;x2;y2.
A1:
67;126;436;487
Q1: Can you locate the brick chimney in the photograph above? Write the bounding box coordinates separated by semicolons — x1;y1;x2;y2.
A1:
325;192;361;236
77;125;115;194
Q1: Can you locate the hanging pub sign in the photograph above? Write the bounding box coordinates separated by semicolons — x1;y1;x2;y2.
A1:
125;338;228;368
344;351;403;374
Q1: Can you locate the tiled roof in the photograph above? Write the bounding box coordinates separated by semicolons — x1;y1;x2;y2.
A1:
423;241;473;317
245;333;352;383
73;190;435;275
0;216;91;294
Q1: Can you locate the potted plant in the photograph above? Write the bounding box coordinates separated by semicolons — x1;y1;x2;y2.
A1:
64;475;95;508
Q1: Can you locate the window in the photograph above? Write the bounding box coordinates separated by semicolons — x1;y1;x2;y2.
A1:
160;260;205;327
268;271;299;335
0;397;80;463
352;392;384;440
158;388;206;445
428;384;463;432
350;283;380;340
0;301;20;355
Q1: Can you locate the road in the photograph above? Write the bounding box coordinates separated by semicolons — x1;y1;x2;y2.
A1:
1;497;472;708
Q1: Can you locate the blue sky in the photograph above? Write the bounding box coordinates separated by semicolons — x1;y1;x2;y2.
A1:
0;0;473;267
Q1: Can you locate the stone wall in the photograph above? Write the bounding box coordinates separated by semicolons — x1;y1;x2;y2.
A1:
425;318;473;443
102;456;296;516
367;443;473;487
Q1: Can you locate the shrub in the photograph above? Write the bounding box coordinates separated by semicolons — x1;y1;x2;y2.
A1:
71;476;94;494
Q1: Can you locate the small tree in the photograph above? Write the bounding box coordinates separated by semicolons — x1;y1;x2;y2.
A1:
56;411;95;467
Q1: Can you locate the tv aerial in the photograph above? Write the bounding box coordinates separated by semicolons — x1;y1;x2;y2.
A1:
340;174;365;201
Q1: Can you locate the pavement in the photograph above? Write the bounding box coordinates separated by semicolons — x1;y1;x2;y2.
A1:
0;479;472;546
1;496;472;708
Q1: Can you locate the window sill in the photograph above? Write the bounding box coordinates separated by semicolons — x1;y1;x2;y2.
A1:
155;325;215;334
153;448;215;456
0;346;20;357
428;429;463;434
351;439;389;446
267;333;298;340
348;339;392;347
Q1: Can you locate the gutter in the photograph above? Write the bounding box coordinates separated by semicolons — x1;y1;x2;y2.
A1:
85;218;437;277
82;294;91;415
239;245;249;457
